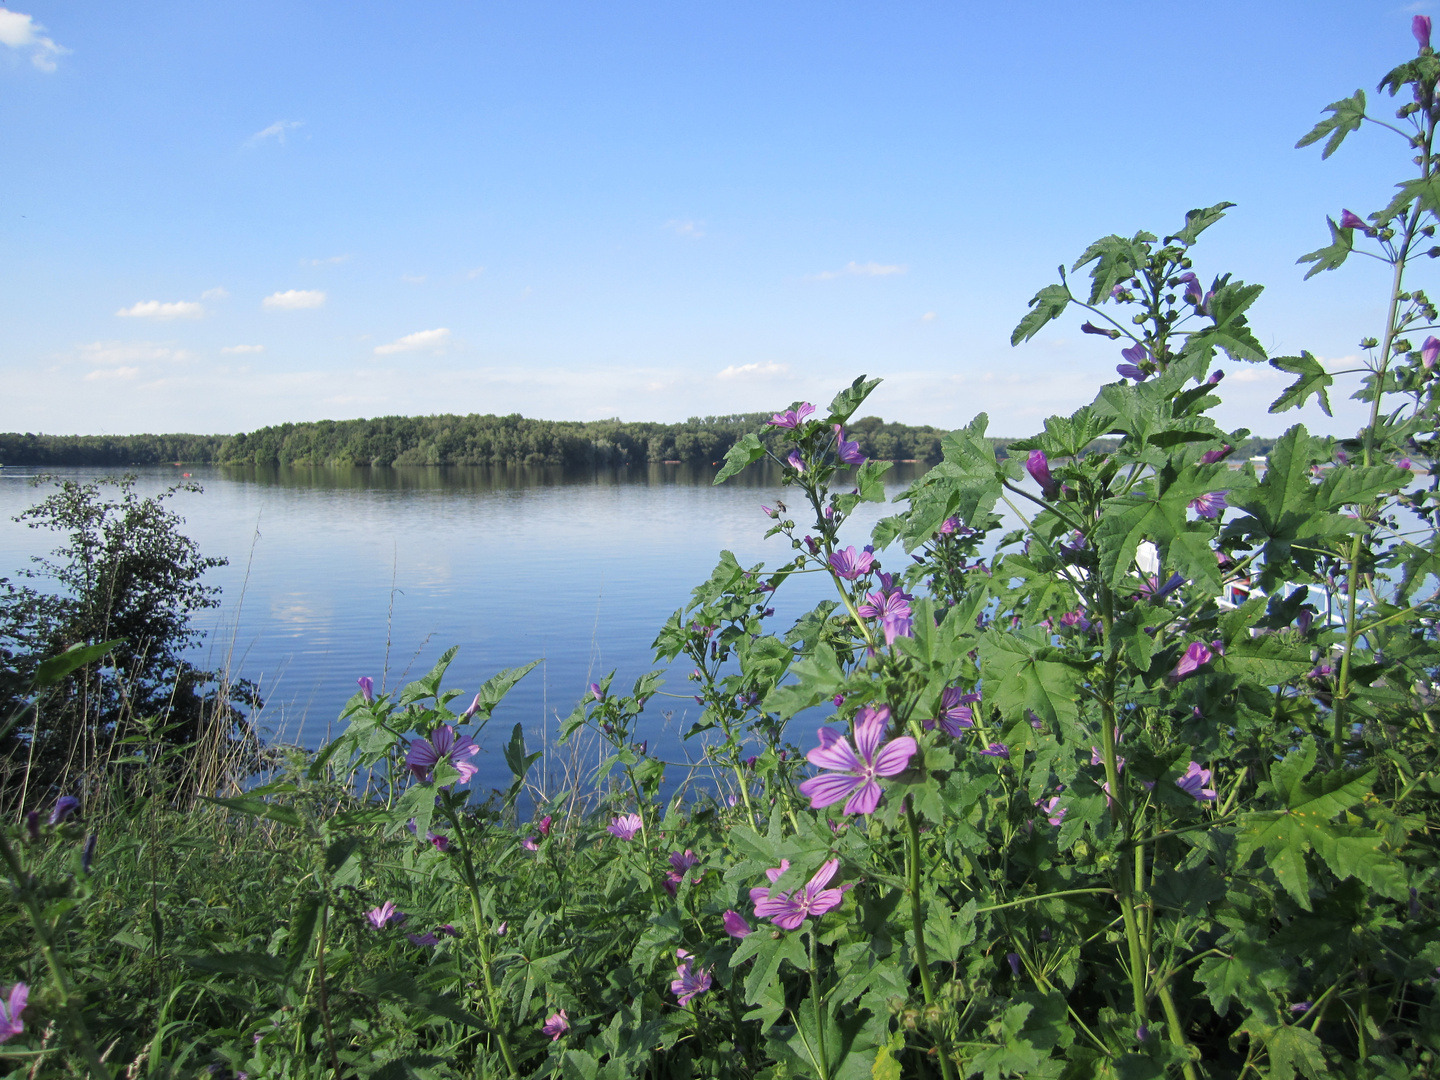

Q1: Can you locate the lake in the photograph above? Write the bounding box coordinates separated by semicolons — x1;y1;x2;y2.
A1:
0;461;934;796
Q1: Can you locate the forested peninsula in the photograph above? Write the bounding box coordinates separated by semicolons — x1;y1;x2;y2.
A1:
0;413;1280;469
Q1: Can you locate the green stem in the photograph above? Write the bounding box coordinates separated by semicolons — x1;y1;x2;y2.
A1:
451;818;520;1077
1155;979;1200;1080
808;929;830;1080
314;899;342;1078
906;803;957;1080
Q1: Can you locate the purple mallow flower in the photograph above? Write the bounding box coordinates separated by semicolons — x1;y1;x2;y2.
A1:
1416;14;1432;51
1188;491;1228;519
406;725;480;784
1006;952;1021;977
49;796;79;825
834;426;866;466
1081;321;1119;338
407;931;441;947
427;831;450;852
979;743;1009;759
1117;341;1150;381
366;901;402;929
857;581;914;645
750;858;846;930
1178;272;1203;305
1339;209;1369;232
723;910;752;938
607;813;643;840
541;1010;570;1041
786;449;806;473
828;545;874;580
1059;610;1092;632
664;849;701;895
357;676;374;703
1037;796;1065;826
797;705;917;816
929;687;978;737
1176;761;1217;802
0;983;26;1044
1025;450;1058;497
589;682;604;701
671;949;713;1005
767;402;815;429
1171;641;1215;681
1422;336;1439;371
1139;571;1186;603
1200;444;1233;465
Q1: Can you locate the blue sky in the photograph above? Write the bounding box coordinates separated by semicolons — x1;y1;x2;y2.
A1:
0;2;1429;437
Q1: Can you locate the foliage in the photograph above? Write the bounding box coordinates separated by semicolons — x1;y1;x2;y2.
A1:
3;22;1440;1080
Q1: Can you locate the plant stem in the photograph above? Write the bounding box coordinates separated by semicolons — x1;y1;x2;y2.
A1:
313;899;342;1077
452;820;519;1077
905;803;957;1080
807;929;830;1080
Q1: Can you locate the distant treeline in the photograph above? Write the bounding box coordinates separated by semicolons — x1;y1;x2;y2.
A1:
0;419;1281;470
0;414;951;469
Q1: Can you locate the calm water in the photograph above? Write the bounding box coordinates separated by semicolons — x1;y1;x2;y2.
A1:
0;462;930;793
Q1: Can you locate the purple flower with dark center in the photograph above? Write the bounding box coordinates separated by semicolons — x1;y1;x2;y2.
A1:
979;743;1009;759
366;901;402;929
768;402;815;429
1171;642;1214;681
1081;321;1119;338
671;949;713;1005
407;931;441;947
81;833;97;873
828;545;874;580
1189;491;1229;519
664;849;701;895
427;831;450;852
1139;571;1186;603
357;676;374;703
1037;796;1065;826
1416;14;1432;50
1025;450;1058;497
834;425;866;466
1422;336;1440;370
406;725;480;784
723;910;752;938
607;813;643;840
786;449;806;473
49;796;79;825
541;1010;570;1040
0;984;26;1044
930;687;978;737
797;705;917;815
1201;444;1233;465
750;858;846;929
1176;761;1217;801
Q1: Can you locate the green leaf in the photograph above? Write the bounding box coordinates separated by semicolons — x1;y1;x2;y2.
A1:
1072;235;1148;305
284;895;321;976
977;631;1083;728
1011;281;1071;345
1268;352;1333;415
1184;279;1266;362
465;660;540;723
1166;202;1236;247
1294;89;1366;158
399;646;459;706
715;431;765;483
825;375;883;426
359;973;488;1028
1263;1023;1330;1080
854;459;892;503
503;723;542;803
1315;464;1409;510
33;639;125;687
185;950;289;982
1297;216;1355;279
764;643;846;720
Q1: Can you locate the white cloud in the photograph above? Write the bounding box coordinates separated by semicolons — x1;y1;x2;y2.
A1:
0;7;67;71
221;344;266;355
466;267;486;279
665;219;705;239
374;328;451;355
303;254;352;266
921;311;937;322
201;286;229;301
115;300;205;320
246;120;304;147
810;261;908;281
1229;366;1280;383
263;289;326;310
401;274;427;284
717;361;788;379
83;366;139;382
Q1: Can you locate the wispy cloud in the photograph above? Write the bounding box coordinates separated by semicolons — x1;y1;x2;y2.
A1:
221;344;266;355
0;7;67;71
921;311;937;322
115;300;205;320
201;286;229;301
401;274;427;284
374;328;451;356
466;267;485;279
717;361;788;379
246;119;304;147
83;366;139;382
262;289;326;310
665;219;705;239
303;254;352;266
809;261;907;281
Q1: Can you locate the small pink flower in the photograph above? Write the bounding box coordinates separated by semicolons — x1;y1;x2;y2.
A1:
828;546;874;580
537;815;553;836
723;910;752;938
1188;491;1228;519
607;813;643;840
541;1009;570;1040
522;837;539;851
797;705;916;816
750;859;846;930
767;402;815;429
1176;761;1217;802
0;984;28;1043
365;901;401;929
671;949;713;1005
1037;796;1066;826
1171;641;1214;680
